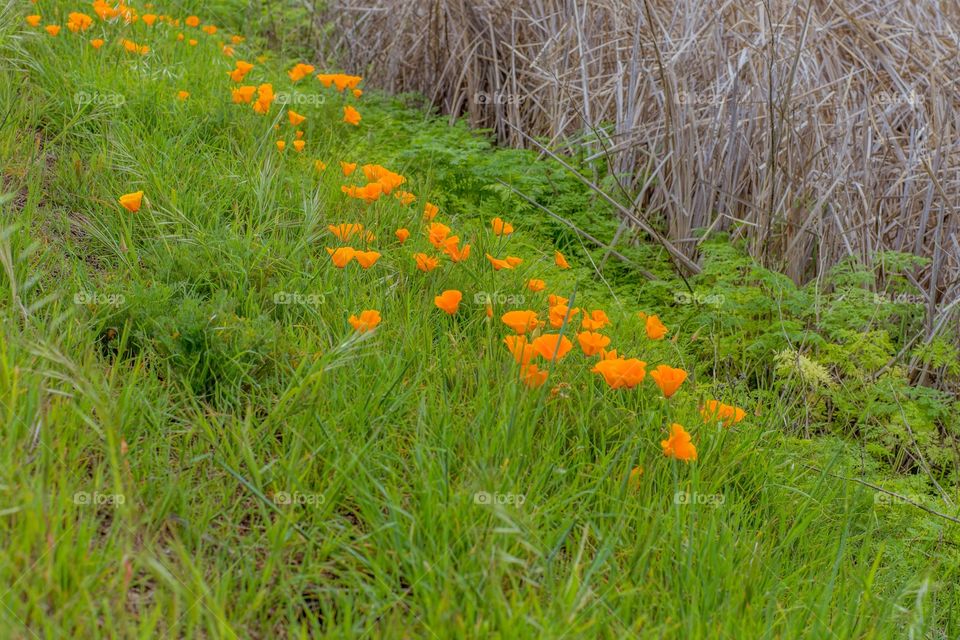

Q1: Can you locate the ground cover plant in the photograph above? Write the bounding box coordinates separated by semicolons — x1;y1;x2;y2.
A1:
0;0;958;637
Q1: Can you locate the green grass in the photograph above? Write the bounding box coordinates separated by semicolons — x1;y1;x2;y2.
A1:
0;1;958;637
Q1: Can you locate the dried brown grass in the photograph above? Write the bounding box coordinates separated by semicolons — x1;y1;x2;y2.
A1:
311;0;960;340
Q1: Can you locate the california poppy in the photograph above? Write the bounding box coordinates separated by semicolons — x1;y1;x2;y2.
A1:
343;105;361;126
276;140;286;152
394;191;416;205
577;331;611;356
527;279;546;292
232;85;256;103
443;238;471;263
314;160;327;172
531;334;573;361
141;13;157;26
504;335;536;365
520;364;548;388
328;247;355;268
118;191;143;213
548;304;580;329
26;15;41;27
354;251;380;269
427;223;450;248
628;466;643;491
328;223;363;241
413;253;439;272
66;12;93;32
185;15;200;27
645;314;668;340
701;400;747;426
501;310;539;334
485;254;513;271
580;309;610;331
434;290;462;315
362;165;406;194
177;91;190;101
90;38;105;49
591;358;646;389
45;24;60;36
423;202;439;220
547;294;568;307
395;228;410;244
555;251;570;269
340;183;382;203
491;217;514;236
649;364;687;398
292;140;305;153
340;161;357;176
349;310;380;333
661;423;697;461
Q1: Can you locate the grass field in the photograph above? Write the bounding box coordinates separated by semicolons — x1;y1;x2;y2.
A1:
1;1;958;638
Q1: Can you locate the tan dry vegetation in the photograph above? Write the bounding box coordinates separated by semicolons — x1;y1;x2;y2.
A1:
314;0;960;337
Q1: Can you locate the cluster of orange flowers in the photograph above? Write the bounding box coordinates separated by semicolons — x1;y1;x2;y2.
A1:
35;2;748;470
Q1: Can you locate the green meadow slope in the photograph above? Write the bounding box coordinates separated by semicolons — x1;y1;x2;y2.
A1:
0;1;958;638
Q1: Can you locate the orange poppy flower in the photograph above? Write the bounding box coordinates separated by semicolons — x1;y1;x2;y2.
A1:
354;250;380;269
645;314;668;340
661;423;697;461
413;253;439;272
231;35;245;44
485;305;494;318
44;24;60;36
314;160;326;172
202;24;217;35
580;309;610;330
486;254;513;271
547;294;568;307
394;191;416;205
548;304;580;328
328;223;363;241
362;165;406;194
292;140;305;153
327;246;355;268
395;228;410;244
232;85;256;103
491;217;514;236
427;223;450;248
423;202;439;220
141;13;157;26
340;161;357;176
701;400;747;426
90;38;105;49
443;238;471;263
177;91;189;101
66;12;93;32
527;279;546;292
185;15;200;27
26;15;41;27
343;105;361;125
503;335;536;365
340;183;382;203
520;364;548;388
188;39;197;46
531;333;573;361
252;84;274;113
591;358;647;389
649;364;687;398
118;191;143;212
501;310;540;335
275;140;286;152
577;331;611;356
629;466;643;490
353;89;363;98
349;309;381;333
434;290;462;315
288;110;306;126
287;63;315;82
505;256;523;267
555;251;570;269
597;348;619;361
